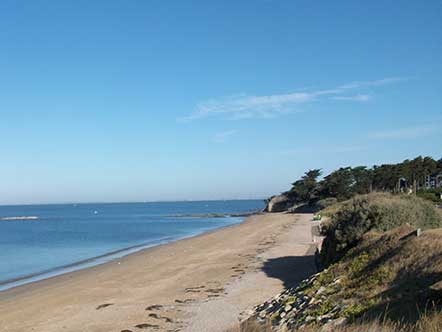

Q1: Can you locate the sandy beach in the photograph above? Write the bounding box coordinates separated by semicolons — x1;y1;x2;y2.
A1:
0;213;317;332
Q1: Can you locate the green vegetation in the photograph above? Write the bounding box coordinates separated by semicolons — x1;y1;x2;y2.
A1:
235;313;442;332
417;188;442;203
282;156;442;207
320;193;442;266
315;197;338;210
244;155;442;332
289;169;322;204
303;225;442;326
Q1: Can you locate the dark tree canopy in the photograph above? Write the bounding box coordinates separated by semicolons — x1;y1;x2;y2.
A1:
288;169;322;204
283;156;442;204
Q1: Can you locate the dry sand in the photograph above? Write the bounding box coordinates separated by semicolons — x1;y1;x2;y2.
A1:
0;213;317;332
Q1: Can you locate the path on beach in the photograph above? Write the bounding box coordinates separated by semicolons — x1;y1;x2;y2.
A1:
0;213;317;332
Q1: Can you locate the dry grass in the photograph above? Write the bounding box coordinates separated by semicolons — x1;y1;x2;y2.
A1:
237;226;442;332
320;192;442;266
319;225;442;323
235;313;442;332
318;313;442;332
232;194;442;332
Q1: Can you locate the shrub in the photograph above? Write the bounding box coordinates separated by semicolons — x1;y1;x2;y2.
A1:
316;197;339;210
417;190;442;203
320;193;442;266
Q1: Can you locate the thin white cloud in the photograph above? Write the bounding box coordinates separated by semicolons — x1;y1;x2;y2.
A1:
184;92;314;121
338;77;407;89
332;94;371;102
181;77;405;121
213;130;237;143
369;125;439;139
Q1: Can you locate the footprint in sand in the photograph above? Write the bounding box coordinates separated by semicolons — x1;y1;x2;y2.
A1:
184;285;205;293
148;313;160;319
145;304;163;311
134;323;159;329
185;285;205;290
204;287;226;299
96;303;114;310
148;313;174;323
205;288;224;293
174;299;194;304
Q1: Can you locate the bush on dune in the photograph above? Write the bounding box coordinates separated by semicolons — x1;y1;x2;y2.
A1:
314;197;338;211
307;226;442;330
417;189;442;203
320;192;442;266
239;223;442;332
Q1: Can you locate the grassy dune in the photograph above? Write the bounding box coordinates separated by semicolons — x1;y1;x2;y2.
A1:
239;193;442;332
321;192;442;266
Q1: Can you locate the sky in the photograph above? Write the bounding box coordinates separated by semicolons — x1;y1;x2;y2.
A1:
0;1;441;205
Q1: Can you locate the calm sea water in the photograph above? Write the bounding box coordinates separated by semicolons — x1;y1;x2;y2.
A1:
0;200;264;291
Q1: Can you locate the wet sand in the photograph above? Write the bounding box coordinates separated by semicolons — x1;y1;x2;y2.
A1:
0;213;317;332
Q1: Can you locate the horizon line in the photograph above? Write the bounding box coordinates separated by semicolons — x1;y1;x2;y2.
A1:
0;197;267;208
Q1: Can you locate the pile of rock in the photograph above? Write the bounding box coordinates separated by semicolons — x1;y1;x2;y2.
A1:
242;271;347;332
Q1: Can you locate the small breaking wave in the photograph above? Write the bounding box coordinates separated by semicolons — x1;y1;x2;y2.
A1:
1;216;39;221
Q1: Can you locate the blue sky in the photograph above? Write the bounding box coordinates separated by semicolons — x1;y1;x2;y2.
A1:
0;1;441;204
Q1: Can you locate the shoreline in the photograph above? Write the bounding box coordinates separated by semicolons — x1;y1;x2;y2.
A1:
0;235;176;292
0;216;248;293
0;212;317;332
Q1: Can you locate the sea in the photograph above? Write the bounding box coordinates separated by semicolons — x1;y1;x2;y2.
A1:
0;199;264;291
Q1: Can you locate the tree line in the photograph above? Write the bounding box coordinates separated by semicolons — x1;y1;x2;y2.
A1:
285;156;442;205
